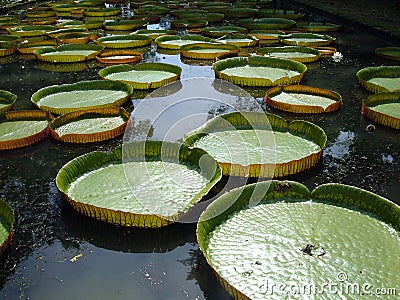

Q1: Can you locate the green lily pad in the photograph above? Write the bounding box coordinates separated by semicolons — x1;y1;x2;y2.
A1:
56;141;222;227
171;19;208;29
249;30;285;40
197;181;400;300
356;66;400;93
201;26;247;38
134;29;177;40
223;8;258;18
103;19;148;31
362;92;400;130
0;90;17;113
0;110;52;150
49;107;130;143
99;63;182;89
56;20;86;29
296;22;341;32
265;84;342;113
180;43;240;60
96;34;152;49
213;56;307;87
33;44;105;62
216;34;259;47
0;198;14;256
31;80;133;114
375;47;400;62
83;7;122;17
279;33;336;47
258;9;305;19
96;49;143;64
155;34;212;50
56;33;91;44
184;112;326;177
257;46;320;63
134;5;169;15
46;27;87;39
0;42;16;57
7;25;56;37
17;39;58;54
238;18;296;30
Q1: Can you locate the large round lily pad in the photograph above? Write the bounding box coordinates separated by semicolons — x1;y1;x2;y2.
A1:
0;198;14;256
197;180;400;300
0;90;17;113
155;34;212;50
99;63;182;89
362;92;400;130
223;8;258;18
184;111;326;177
56;141;222;227
96;34;152;49
103;19;147;31
238;18;296;30
96;49;143;64
356;66;400;93
257;9;305;19
265;84;342;113
180;43;240;60
31;80;133;114
0;110;53;150
213;56;307;87
201;26;247;38
83;7;122;17
296;22;341;32
0;42;16;57
257;46;320;63
33;44;105;63
49;107;130;143
279;33;336;47
7;25;56;37
216;34;259;47
375;47;400;62
134;29;177;40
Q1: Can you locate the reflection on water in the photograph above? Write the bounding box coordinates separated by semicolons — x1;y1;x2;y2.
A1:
324;131;355;160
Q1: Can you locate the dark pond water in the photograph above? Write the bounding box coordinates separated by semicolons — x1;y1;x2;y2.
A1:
0;2;399;300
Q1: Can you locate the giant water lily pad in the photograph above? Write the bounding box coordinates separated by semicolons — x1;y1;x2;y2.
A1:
279;33;335;47
362;92;400;130
184;112;326;177
249;30;285;40
197;180;400;300
216;34;258;47
213;56;307;87
257;9;305;19
238;18;296;30
180;43;240;60
0;90;17;113
155;34;212;50
17;39;58;54
296;22;341;32
0;198;14;256
134;29;177;40
201;26;247;38
31;80;133;114
49;107;130;142
223;8;258;18
96;49;143;64
265;85;342;113
0;110;52;150
56;141;222;227
103;20;147;31
171;19;208;29
96;34;151;49
7;25;56;37
0;42;16;57
257;46;320;63
83;7;122;17
33;44;105;62
357;66;400;93
99;63;182;89
375;47;400;62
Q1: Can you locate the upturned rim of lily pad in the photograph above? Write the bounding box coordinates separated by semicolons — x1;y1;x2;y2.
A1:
180;42;240;60
238;18;296;30
279;33;336;47
96;49;143;64
257;46;321;63
155;34;213;49
33;43;105;62
0;90;17;113
95;34;152;49
356;66;400;93
0;198;14;257
362;92;400;130
295;22;341;32
374;47;400;62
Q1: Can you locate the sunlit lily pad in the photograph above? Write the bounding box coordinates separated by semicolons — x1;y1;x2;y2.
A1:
279;33;336;47
49;107;130;142
171;19;208;29
0;90;17;113
46;27;87;39
201;26;247;38
184;111;326;177
216;34;258;47
17;39;58;54
134;29;177;40
296;22;341;32
0;198;14;256
96;34;151;48
257;46;320;63
239;18;296;30
96;49;143;64
197;180;400;300
213;56;307;87
56;141;222;227
31;80;133;114
0;110;52;150
375;47;400;62
266;85;342;113
310;46;337;56
103;19;147;31
57;20;86;29
180;43;240;60
7;25;56;37
155;34;212;50
362;92;400;130
249;30;285;40
99;63;182;89
356;66;400;93
258;9;305;19
57;33;91;44
134;5;169;15
83;7;122;17
0;42;16;57
0;34;20;44
34;44;104;62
